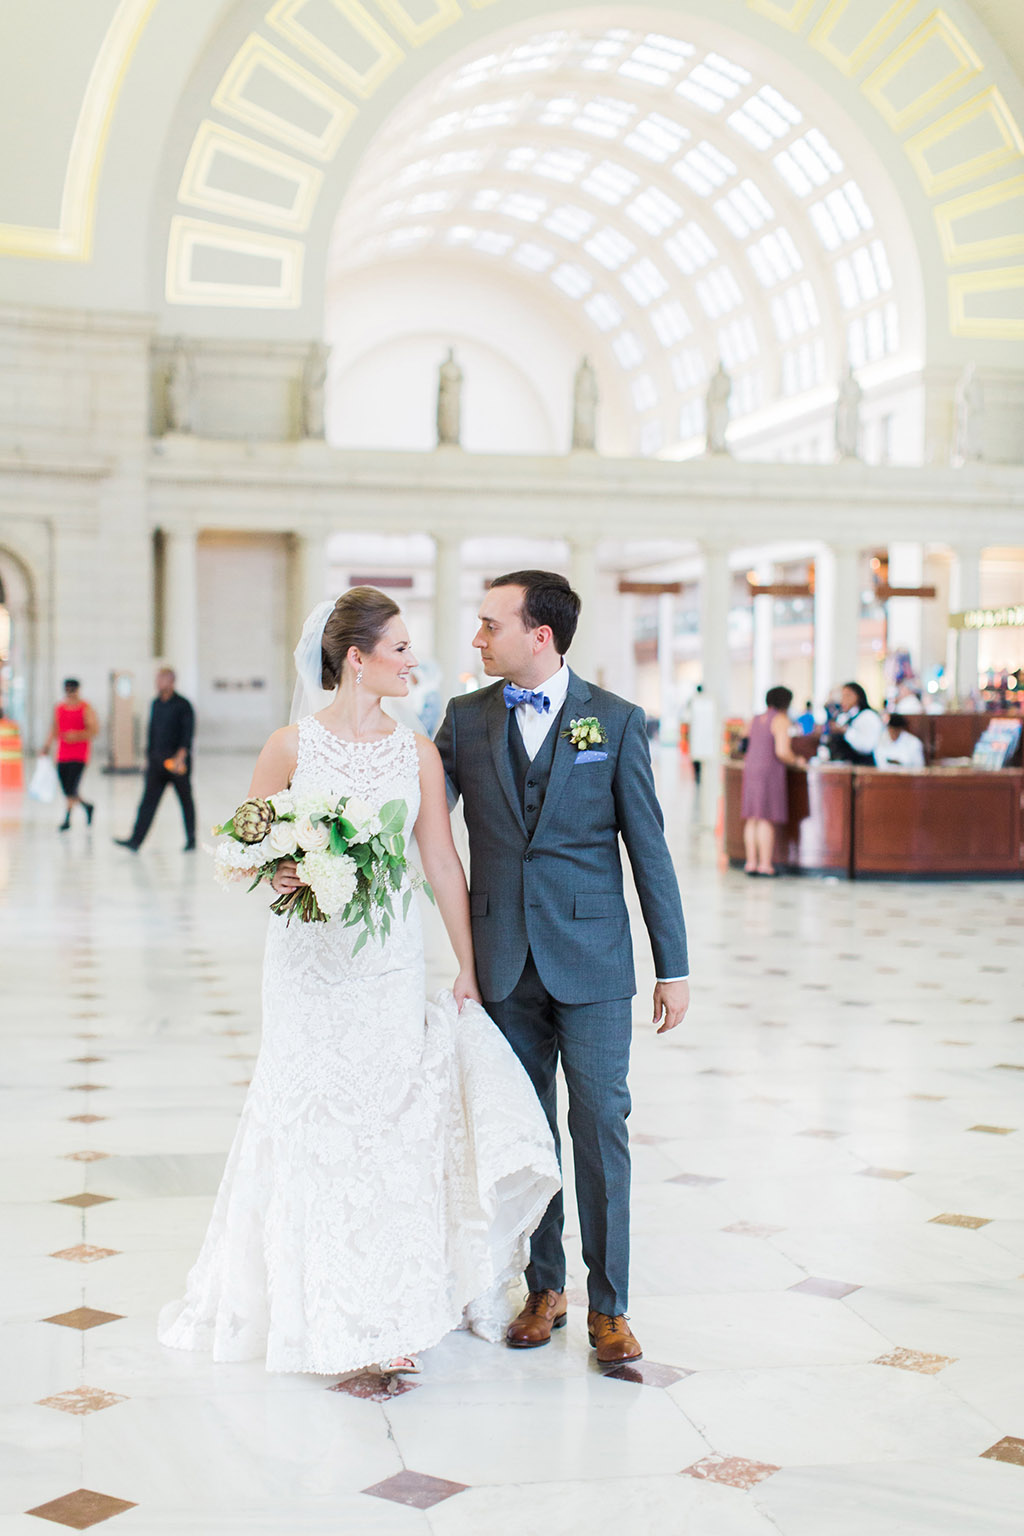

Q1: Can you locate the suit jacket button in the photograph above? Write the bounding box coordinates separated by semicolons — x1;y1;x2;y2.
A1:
526;804;537;813
523;851;533;862
526;779;537;788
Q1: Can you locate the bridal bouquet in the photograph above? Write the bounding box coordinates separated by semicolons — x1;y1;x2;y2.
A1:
213;790;431;950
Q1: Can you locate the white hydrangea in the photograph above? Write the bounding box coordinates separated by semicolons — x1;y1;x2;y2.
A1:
213;839;261;887
299;850;358;918
268;790;295;818
295;792;337;822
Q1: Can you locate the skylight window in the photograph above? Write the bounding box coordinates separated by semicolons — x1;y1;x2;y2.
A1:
640;419;664;455
848;303;898;366
406;191;455;216
770;279;820;339
695;265;743;318
688;60;745;101
718;315;758;367
625;187;682;236
713;180;774;239
677;76;727;113
835;242;893;308
747;229;803;287
631;373;658;410
612;330;646;367
502;192;546;222
473;230;514;255
530;147;590;183
383;226;429;250
663;221;717;273
623;113;690;163
678;398;705;439
619;36;694;87
729;371;764;416
674;142;736;197
671;348;705;391
781;338;826;395
574;97;637;138
650;300;692;345
585;226;636;269
514;242;556;271
581;160;639;205
621;258;669;305
584;292;623;330
544;204;594;241
433;150;488;177
551;262;592;297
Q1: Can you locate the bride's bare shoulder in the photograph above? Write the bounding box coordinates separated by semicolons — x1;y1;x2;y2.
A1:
249;724;299;796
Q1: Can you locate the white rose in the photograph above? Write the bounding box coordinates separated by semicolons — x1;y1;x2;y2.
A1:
269;790;295;817
343;796;374;827
268;820;298;856
295;815;330;853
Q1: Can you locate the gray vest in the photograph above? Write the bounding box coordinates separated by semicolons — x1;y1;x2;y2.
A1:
508;706;564;838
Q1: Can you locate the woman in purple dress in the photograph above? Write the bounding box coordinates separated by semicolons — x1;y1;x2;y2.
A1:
742;686;799;876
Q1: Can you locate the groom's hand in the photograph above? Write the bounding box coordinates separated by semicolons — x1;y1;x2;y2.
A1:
653;979;689;1035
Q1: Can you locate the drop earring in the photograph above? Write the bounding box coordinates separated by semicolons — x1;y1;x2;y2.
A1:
356;666;363;687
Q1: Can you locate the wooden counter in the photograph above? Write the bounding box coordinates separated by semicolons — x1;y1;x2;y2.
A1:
723;760;1023;877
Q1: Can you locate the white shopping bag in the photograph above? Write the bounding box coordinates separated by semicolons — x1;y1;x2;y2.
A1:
28;755;59;803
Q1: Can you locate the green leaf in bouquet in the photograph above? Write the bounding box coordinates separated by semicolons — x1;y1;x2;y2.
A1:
370;836;384;858
378;799;405;831
351;927;369;957
380;910;391;937
337;816;357;841
402;888;413;920
389;861;402;890
350;842;372;868
328;822;348;857
424;880;436;906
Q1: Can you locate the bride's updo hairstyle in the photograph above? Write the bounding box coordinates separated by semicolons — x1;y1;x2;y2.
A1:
320;586;400;688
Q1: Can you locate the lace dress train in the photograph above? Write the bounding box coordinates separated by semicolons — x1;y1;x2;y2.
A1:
158;718;559;1374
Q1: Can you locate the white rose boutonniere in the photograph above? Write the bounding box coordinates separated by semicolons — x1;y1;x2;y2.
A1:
562;716;609;764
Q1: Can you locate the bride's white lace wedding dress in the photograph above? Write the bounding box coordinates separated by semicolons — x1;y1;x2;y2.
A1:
158;716;559;1374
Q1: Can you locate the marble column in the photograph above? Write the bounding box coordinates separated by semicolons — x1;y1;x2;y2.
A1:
657;590;678;745
751;559;774;713
162;528;199;700
886;541;924;678
570;540;599;681
698;545;731;827
293;531;329;631
814;545;861;706
950;545;982;701
434;534;464;698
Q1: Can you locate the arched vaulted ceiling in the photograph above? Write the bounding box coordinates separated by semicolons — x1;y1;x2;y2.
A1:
329;22;912;453
0;0;1022;371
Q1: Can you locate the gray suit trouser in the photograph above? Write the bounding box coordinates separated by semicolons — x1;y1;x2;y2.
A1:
484;950;633;1316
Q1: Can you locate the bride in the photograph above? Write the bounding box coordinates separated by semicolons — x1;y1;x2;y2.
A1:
158;587;560;1375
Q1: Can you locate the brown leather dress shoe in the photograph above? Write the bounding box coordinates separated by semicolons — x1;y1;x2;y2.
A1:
587;1310;643;1365
506;1289;568;1348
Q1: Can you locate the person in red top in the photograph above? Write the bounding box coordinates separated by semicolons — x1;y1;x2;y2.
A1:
44;679;98;831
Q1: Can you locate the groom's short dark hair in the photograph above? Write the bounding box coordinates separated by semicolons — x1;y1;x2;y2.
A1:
490;570;581;655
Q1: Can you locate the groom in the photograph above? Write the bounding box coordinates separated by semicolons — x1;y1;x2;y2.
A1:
435;570;689;1366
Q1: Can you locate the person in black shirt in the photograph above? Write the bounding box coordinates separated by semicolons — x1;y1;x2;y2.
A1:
115;668;196;851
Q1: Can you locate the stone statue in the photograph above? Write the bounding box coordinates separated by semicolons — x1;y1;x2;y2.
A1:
705;362;732;455
301;341;329;440
436;347;463;447
835;366;862;459
953;362;983;463
166;338;195;435
571;355;599;451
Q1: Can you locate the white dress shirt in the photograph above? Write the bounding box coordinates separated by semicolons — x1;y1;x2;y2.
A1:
511;662;689;986
874;730;925;768
512;660;570;761
839;706;884;757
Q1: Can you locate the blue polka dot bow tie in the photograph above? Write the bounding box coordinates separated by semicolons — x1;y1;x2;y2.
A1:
503;683;551;715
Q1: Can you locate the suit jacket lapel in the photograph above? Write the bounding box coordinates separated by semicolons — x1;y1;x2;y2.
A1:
533;670;591;841
486;685;528;834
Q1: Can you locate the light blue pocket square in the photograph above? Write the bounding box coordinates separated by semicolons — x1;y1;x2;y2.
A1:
574;750;608;764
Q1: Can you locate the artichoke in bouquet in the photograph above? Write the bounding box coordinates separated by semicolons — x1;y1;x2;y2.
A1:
231;797;275;844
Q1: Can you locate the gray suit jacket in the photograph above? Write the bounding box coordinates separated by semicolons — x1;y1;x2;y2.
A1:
435;670;688;1005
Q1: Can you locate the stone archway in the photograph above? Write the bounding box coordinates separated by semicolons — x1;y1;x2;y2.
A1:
0;545;38;746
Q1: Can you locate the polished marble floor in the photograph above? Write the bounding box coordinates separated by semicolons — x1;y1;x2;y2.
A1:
2;754;1023;1534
